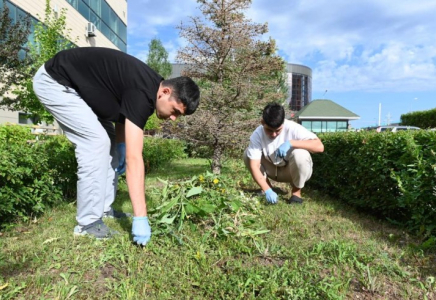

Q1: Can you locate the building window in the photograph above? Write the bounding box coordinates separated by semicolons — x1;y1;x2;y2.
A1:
66;0;127;52
18;113;36;125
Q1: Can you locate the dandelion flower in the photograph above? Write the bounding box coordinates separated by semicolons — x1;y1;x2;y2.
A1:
213;178;219;184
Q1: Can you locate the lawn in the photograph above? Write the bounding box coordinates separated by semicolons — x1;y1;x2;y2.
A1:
0;158;435;299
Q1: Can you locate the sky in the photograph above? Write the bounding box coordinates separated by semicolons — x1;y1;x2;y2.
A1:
127;0;436;129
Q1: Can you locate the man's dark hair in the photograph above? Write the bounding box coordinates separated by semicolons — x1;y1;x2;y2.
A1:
262;103;285;128
161;77;200;115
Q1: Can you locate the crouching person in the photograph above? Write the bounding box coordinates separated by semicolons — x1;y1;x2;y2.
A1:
244;103;324;204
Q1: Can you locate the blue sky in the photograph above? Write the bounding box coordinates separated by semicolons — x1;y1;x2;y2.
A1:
127;0;436;128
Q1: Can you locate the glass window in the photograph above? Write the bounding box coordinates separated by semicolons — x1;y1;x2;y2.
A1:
78;0;90;19
101;0;110;23
89;0;101;16
337;121;347;132
312;121;322;133
6;1;15;21
322;121;327;132
16;6;27;20
118;19;126;42
66;0;78;9
90;11;101;30
109;9;118;32
101;21;111;38
301;121;311;131
327;121;337;132
18;113;33;125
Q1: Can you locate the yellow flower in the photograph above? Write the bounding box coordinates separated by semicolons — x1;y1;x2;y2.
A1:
213;178;219;184
199;175;204;182
221;188;226;193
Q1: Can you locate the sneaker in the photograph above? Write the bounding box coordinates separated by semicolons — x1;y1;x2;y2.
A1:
74;219;118;239
103;208;132;219
288;195;303;204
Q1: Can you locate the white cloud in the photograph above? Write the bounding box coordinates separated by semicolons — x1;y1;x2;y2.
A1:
128;0;436;93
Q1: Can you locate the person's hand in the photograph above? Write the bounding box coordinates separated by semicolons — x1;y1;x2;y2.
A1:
265;188;278;204
132;216;151;246
276;140;292;158
116;143;126;175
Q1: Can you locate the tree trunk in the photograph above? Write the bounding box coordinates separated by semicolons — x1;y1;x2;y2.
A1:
211;145;222;174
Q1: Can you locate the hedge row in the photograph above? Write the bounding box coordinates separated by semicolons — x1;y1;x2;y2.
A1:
401;108;436;129
0;125;186;228
309;130;436;236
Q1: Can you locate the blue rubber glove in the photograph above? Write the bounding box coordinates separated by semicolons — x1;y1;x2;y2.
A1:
265;188;278;204
276;140;292;158
116;143;126;175
132;216;151;246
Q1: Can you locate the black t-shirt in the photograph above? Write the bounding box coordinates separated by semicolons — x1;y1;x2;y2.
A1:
44;47;163;129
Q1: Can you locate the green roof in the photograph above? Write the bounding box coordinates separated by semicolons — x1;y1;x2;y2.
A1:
295;99;360;120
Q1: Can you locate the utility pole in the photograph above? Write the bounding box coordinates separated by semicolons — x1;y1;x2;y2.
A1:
386;112;391;125
378;103;381;126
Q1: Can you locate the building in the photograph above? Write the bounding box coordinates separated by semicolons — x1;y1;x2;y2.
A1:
294;99;360;133
286;63;312;112
170;63;313;113
0;0;127;127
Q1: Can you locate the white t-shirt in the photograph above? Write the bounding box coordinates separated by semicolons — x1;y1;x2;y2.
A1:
246;120;318;165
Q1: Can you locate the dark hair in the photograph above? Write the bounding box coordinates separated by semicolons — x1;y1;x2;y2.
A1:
161;77;200;115
262;103;285;128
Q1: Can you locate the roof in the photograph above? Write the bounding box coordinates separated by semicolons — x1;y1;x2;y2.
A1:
295;99;360;120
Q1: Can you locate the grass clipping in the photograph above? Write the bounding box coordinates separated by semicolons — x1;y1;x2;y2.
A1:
148;171;269;242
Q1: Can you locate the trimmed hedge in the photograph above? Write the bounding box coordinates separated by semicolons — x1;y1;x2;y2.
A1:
0;125;186;227
401;108;436;129
309;130;436;236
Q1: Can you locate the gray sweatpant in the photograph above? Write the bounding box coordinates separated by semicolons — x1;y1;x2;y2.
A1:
33;65;118;226
243;148;313;189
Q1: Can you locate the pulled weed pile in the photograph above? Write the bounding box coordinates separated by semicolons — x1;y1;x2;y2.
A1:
149;171;269;242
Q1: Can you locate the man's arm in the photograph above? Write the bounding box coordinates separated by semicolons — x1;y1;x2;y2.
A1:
125;118;147;217
289;138;324;153
248;158;272;192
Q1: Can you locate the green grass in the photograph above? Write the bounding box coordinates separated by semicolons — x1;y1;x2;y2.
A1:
1;159;435;299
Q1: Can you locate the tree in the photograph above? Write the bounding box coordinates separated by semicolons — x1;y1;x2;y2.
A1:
0;1;31;100
175;0;287;174
144;38;173;131
146;38;172;79
0;0;76;123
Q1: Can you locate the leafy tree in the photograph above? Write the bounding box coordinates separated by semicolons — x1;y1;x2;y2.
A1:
144;38;172;131
0;1;31;100
175;0;287;174
146;38;172;79
1;0;76;123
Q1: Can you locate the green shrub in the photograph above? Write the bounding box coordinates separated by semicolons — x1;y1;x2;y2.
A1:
0;125;63;226
309;130;436;236
143;137;187;171
401;108;436;129
39;135;77;199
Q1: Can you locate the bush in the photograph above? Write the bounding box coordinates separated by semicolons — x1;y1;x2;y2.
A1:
0;126;187;227
401;108;436;129
143;137;187;171
0;125;63;226
39;135;77;199
308;130;436;236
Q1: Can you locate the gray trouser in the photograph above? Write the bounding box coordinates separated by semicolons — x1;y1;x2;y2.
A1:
243;148;313;189
33;65;118;226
